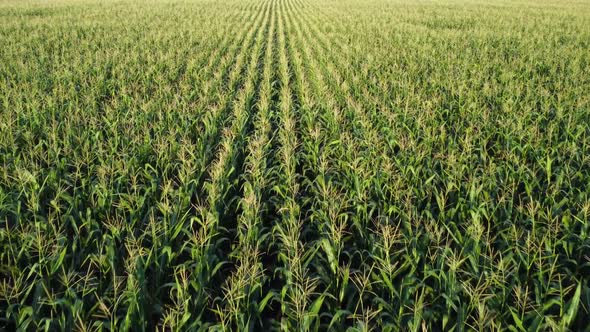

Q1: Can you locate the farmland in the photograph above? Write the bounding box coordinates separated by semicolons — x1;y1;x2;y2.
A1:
1;0;590;330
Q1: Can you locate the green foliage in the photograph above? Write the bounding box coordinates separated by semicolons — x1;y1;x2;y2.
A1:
1;0;589;330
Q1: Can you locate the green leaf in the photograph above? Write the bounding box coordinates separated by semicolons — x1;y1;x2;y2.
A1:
329;309;351;330
51;246;68;274
510;308;526;332
321;238;337;275
258;291;275;314
562;281;582;328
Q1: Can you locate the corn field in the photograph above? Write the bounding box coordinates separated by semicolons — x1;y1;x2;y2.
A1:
1;0;590;330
